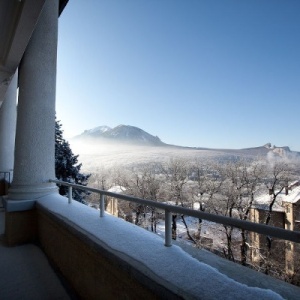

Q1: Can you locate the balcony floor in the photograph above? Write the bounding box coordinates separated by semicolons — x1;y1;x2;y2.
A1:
0;199;73;300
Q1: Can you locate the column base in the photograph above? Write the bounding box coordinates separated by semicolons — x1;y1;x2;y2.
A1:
8;182;58;201
2;183;58;245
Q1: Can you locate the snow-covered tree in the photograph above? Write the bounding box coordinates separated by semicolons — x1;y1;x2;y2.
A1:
55;120;90;203
113;164;163;231
262;161;293;275
162;158;192;241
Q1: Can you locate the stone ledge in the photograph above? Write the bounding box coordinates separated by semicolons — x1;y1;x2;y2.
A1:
37;198;177;299
2;196;36;212
36;194;290;299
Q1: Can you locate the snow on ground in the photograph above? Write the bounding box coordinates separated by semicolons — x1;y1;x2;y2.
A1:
38;194;283;300
0;204;71;300
0;243;72;300
153;216;241;258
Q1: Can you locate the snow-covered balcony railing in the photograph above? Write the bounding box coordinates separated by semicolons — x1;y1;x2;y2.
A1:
50;179;300;246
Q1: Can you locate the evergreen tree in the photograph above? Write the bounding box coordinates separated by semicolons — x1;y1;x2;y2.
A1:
55;120;90;203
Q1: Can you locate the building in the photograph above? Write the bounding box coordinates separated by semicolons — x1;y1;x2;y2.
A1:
249;182;300;283
0;1;299;298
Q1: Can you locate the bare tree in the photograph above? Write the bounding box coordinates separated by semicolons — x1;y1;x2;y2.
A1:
206;160;262;262
87;166;113;207
190;160;220;245
234;160;265;265
263;161;293;275
113;164;163;230
162;158;192;241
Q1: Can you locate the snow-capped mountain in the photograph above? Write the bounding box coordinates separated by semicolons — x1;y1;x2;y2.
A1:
76;125;165;146
71;127;300;169
82;125;111;135
74;125;300;161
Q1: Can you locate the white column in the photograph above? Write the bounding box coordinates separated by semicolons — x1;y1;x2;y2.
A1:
0;71;17;187
8;0;59;201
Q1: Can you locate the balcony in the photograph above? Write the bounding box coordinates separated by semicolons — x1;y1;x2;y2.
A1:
0;1;300;299
0;199;72;300
1;185;300;299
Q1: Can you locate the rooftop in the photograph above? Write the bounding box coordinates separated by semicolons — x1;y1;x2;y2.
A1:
254;183;300;212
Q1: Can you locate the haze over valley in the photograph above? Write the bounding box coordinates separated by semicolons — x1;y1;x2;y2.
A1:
70;125;299;173
70;125;300;284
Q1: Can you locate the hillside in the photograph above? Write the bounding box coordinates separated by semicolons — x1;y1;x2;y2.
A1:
71;125;300;171
75;125;165;146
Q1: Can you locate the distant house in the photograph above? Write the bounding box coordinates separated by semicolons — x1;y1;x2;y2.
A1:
249;181;300;281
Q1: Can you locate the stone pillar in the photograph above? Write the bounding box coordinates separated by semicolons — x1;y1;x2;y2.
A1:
0;71;17;195
5;0;59;245
8;0;59;201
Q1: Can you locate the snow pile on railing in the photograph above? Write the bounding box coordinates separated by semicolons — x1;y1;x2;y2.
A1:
37;194;283;300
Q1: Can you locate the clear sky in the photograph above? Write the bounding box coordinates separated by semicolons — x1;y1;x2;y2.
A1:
56;0;300;150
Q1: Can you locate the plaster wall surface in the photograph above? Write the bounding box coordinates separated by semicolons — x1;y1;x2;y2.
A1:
38;210;165;300
5;209;37;246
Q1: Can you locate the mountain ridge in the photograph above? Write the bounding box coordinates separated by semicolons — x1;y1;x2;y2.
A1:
73;124;299;158
75;124;165;146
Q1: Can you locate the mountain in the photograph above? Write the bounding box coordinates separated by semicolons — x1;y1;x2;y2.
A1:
71;126;300;170
76;125;165;146
84;125;111;134
74;125;300;159
239;143;297;159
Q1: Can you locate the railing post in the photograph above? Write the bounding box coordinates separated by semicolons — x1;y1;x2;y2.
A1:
165;210;172;247
100;194;105;217
68;186;72;203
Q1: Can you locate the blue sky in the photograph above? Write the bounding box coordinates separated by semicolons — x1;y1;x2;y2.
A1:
56;0;300;150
